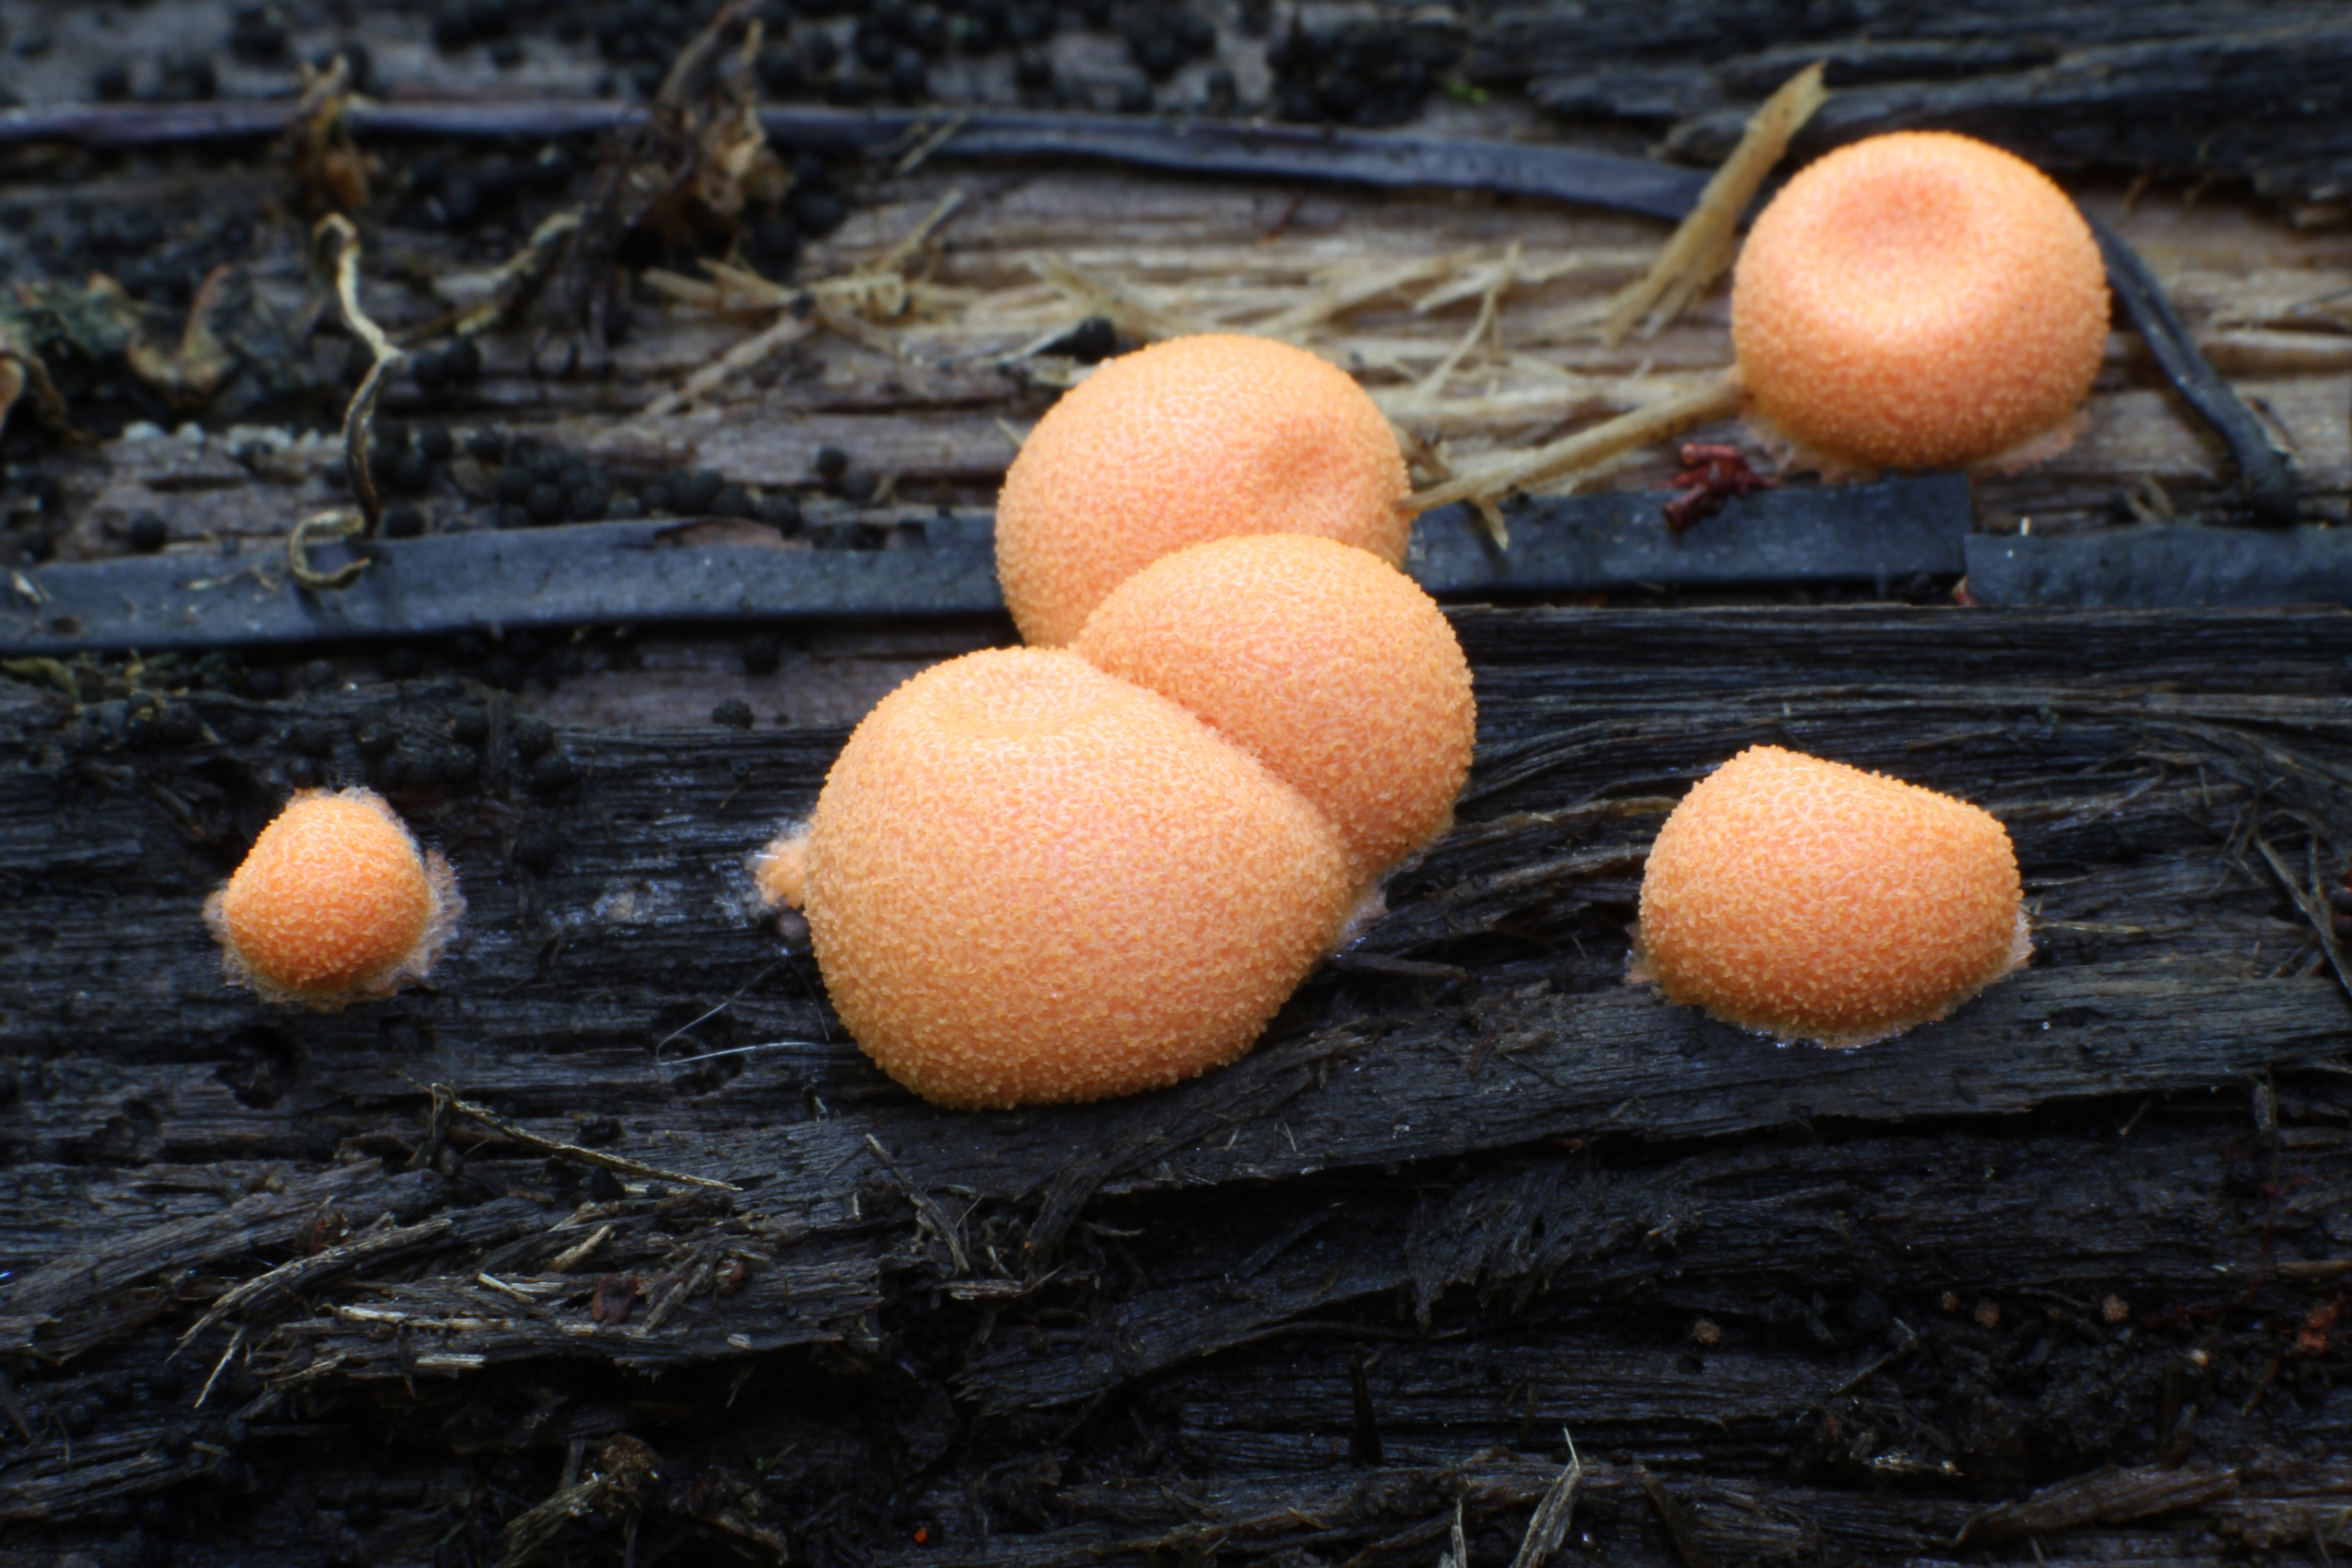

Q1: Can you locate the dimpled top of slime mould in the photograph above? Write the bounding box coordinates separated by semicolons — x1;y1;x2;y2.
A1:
1632;745;2028;1046
994;333;1411;647
803;647;1354;1108
1731;132;2109;472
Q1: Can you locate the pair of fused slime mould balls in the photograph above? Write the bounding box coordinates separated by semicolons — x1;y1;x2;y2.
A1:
212;131;2099;1104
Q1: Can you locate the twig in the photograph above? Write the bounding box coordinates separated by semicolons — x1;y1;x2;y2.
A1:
175;1216;454;1348
291;215;403;591
431;1083;740;1192
192;1324;247;1410
2087;211;2298;526
1640;1468;1721;1568
1601;62;1827;345
1507;1430;1585;1568
2253;835;2352;1007
1406;372;1743;514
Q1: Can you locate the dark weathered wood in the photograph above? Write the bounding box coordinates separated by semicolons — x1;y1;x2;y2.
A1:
1473;2;2352;206
6;606;2352;1564
0;477;1971;656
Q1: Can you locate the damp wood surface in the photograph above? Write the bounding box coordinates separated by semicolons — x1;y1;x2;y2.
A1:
5;606;2352;1565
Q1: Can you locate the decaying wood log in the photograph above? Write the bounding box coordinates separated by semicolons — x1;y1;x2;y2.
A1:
4;606;2351;1564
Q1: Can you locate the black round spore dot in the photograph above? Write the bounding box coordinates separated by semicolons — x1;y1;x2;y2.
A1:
607;495;645;521
243;668;283;701
887;49;928;98
438;174;483;227
712;698;755;729
526;751;579;793
638;482;674;516
417;424;455;464
390;450;432;495
586;1168;625;1203
514;822;563;873
284;719;336;762
444;337;485;384
374;418;412;455
411;350;450;397
382;505;425;539
526;483;566;525
1044;315;1117;362
755;492;802;531
62;1401;96;1438
496;504;533;531
789;189;848;237
159;706;203;746
466;428;506;463
813;446;850;482
566;486;609;523
674;470;724;515
449;707;488;747
742;632;782;675
125;512;169;554
229;6;290;64
511;714;555;759
712;486;755;520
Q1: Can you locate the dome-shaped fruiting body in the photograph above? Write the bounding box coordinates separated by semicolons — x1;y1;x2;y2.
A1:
1632;746;2027;1046
804;648;1353;1108
204;786;463;1010
994;333;1412;647
1731;131;2108;471
1075;534;1474;881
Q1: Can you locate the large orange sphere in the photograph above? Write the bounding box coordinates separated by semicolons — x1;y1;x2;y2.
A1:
1633;746;2027;1045
994;334;1411;647
804;648;1353;1108
1731;132;2108;471
206;787;462;1008
1075;534;1474;881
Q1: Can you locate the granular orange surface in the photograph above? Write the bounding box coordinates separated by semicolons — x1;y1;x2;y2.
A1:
1633;746;2027;1045
1730;131;2108;471
1075;534;1474;881
205;787;462;1008
804;648;1353;1108
994;334;1411;647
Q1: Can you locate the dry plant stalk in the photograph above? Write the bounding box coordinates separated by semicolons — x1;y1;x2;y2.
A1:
288;214;404;591
1408;372;1742;514
1599;62;1828;345
633;189;971;420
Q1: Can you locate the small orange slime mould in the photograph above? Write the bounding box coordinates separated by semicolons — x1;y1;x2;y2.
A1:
205;786;464;1010
1632;746;2028;1046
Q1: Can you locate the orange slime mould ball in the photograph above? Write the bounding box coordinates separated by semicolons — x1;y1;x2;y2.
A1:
1074;533;1475;882
803;647;1353;1109
203;786;464;1010
1632;746;2028;1046
1731;131;2109;472
994;333;1412;647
